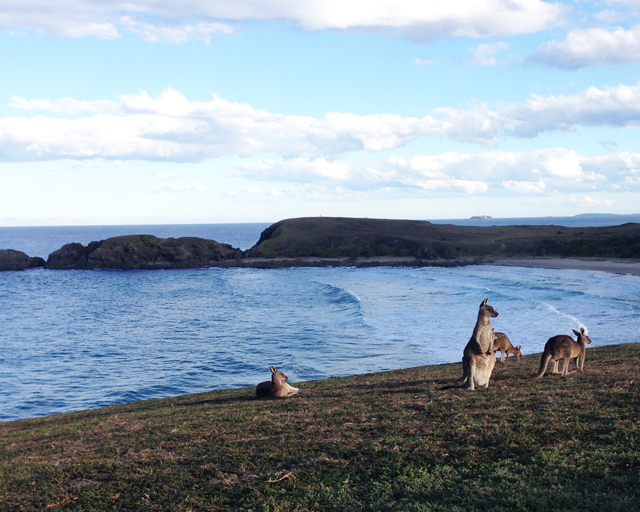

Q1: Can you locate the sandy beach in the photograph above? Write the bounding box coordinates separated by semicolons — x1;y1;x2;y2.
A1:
491;257;640;277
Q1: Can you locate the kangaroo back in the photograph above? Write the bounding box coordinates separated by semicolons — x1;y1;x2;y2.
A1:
493;332;520;363
535;328;592;378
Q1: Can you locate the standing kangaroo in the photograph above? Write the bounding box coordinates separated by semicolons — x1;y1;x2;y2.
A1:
455;298;499;390
493;332;522;363
535;328;592;378
256;366;300;398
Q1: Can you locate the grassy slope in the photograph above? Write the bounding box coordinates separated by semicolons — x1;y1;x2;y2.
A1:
247;217;640;260
1;344;639;511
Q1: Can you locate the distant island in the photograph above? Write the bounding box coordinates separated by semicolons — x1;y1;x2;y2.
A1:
469;215;494;220
1;216;640;271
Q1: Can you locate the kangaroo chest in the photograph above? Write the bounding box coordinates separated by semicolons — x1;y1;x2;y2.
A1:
476;324;494;352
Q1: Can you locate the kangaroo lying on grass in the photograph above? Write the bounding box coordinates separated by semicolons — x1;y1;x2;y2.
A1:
256;366;300;398
535;328;592;378
493;332;522;363
442;298;499;391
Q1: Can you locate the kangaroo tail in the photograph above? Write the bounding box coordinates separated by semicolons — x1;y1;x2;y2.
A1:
535;352;551;378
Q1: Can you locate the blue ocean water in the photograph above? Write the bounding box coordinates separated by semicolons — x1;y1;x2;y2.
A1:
1;263;639;422
1;219;640;422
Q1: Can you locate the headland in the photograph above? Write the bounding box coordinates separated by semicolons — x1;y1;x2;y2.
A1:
1;216;640;273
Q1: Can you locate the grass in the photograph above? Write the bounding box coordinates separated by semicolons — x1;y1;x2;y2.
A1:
1;343;639;511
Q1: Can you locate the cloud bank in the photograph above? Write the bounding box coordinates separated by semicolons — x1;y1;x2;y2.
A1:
3;82;640;162
237;150;640;197
531;24;640;69
0;0;564;42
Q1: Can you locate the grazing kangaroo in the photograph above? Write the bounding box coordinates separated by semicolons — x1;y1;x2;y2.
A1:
493;332;522;363
442;299;498;391
256;366;300;398
535;328;592;378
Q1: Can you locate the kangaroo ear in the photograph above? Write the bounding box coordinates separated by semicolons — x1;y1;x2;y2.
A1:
481;298;488;307
572;329;580;336
517;345;521;350
270;366;277;374
580;327;585;334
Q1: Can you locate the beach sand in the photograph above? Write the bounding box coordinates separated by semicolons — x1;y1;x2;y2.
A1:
491;257;640;277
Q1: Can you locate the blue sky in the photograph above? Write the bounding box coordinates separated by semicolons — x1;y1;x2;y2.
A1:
1;0;639;226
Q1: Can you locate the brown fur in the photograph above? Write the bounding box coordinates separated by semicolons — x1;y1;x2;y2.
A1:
256;366;300;398
458;298;499;390
535;328;592;378
493;332;522;363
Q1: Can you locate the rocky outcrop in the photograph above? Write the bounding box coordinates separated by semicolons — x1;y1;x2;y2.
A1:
46;235;243;270
0;249;45;271
46;243;90;270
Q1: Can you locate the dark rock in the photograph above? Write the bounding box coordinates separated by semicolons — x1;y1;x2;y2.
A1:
29;256;46;268
0;249;45;271
86;235;243;269
46;243;89;269
45;235;244;270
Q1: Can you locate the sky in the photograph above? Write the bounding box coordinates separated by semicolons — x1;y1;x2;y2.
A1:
1;0;640;226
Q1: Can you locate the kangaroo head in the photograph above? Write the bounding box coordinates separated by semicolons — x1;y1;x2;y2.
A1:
572;327;592;344
270;366;288;382
515;345;522;360
479;298;499;318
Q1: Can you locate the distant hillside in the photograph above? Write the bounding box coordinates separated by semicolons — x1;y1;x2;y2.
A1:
247;217;640;260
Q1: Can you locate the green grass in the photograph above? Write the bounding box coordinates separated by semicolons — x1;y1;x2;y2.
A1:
2;344;639;511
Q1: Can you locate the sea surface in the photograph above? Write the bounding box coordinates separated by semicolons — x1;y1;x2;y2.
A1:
1;219;640;422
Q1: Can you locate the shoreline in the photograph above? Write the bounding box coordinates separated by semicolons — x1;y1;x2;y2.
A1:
489;256;640;277
5;254;640;276
231;255;640;276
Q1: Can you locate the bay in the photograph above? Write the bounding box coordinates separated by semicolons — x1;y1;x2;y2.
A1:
1;262;639;422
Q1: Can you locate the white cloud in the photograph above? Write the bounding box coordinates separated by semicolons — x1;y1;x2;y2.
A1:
593;10;628;24
503;81;640;137
62;22;120;39
531;24;640;69
4;82;640;163
0;88;503;161
119;17;234;44
414;58;439;66
503;179;546;193
240;158;352;182
605;0;640;7
570;195;615;208
0;0;565;42
237;150;640;196
468;42;509;66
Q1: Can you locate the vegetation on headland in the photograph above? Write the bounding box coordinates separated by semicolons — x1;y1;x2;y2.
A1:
247;217;640;260
2;217;640;270
1;343;638;511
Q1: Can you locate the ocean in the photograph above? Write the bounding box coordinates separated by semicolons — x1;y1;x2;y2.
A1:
1;218;639;422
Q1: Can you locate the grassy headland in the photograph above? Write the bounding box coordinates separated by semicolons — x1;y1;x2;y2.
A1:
247;217;640;260
1;343;639;511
